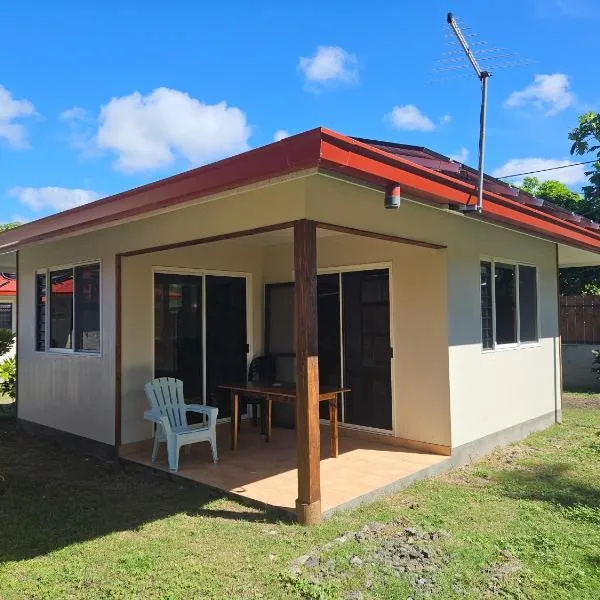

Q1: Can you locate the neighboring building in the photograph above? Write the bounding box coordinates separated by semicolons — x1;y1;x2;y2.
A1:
0;273;17;333
2;128;599;524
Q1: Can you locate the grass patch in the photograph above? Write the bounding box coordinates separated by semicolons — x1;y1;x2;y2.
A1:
1;404;600;599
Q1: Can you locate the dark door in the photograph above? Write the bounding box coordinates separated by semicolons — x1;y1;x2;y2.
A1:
205;275;248;419
154;273;203;400
318;274;341;419
342;269;392;430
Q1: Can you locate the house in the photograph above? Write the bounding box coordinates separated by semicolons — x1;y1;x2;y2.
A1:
0;273;17;334
2;128;600;524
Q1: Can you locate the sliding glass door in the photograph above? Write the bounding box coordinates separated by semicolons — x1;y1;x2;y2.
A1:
154;271;248;419
265;266;393;432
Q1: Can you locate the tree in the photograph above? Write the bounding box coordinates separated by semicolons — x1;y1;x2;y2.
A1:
569;111;600;206
0;223;21;233
520;176;583;212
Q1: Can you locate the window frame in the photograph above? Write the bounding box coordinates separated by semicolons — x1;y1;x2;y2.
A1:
480;256;540;352
0;301;13;331
36;260;102;357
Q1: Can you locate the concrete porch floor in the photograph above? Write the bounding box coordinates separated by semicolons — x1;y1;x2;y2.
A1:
120;422;450;516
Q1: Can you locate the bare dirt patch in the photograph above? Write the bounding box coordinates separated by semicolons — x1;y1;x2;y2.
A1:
481;550;524;598
563;393;600;409
289;520;451;597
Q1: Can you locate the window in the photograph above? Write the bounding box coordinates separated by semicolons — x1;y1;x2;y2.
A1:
35;273;46;350
480;262;493;350
40;262;100;353
0;303;12;331
480;259;538;350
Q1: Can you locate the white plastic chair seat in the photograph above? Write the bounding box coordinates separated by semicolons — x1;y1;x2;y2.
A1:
143;378;219;472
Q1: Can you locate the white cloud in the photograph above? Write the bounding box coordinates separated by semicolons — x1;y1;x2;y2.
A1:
0;85;36;148
8;186;101;213
95;87;251;172
387;105;435;132
440;114;452;125
60;106;88;121
505;73;574;116
491;158;587;187
273;129;290;142
298;46;358;89
449;147;469;163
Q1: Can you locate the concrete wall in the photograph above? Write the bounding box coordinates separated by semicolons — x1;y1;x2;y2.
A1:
17;177;307;445
264;234;451;448
121;239;266;444
562;344;600;390
306;176;561;448
17;171;561;450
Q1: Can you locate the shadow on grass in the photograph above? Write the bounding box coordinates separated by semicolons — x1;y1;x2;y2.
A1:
494;462;600;519
0;421;290;562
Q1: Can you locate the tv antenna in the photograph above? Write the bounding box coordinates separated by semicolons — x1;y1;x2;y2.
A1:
446;12;490;213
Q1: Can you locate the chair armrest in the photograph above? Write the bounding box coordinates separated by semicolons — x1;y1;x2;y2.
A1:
143;409;171;434
186;404;219;429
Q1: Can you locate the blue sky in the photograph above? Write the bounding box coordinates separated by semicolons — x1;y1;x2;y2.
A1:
1;0;599;223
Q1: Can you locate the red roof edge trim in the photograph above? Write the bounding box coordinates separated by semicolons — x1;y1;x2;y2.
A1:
318;129;600;252
0;128;324;252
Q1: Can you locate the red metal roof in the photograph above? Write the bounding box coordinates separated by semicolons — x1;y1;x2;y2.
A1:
0;273;16;295
1;127;599;254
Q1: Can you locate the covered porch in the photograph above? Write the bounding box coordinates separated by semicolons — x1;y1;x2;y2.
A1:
116;180;451;524
121;420;449;516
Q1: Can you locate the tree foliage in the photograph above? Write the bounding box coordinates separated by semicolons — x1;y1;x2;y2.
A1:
0;222;21;233
569;111;600;205
521;176;582;212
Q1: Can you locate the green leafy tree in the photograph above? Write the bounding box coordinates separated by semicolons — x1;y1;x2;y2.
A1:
569;111;600;207
521;176;583;212
0;223;21;233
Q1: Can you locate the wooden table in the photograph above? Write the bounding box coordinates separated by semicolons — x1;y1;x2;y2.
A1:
218;382;349;458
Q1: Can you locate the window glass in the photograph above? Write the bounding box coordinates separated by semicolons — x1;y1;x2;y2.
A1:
495;263;517;345
0;303;12;330
480;261;493;349
50;269;74;349
35;273;46;350
519;265;538;343
74;263;100;352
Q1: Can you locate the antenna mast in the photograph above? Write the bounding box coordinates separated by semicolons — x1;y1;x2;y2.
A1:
447;12;490;213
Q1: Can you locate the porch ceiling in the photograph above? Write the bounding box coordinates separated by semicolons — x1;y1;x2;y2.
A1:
559;243;600;267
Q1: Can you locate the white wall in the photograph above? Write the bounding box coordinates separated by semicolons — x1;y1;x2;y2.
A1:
17;178;307;445
306;176;561;449
16;172;561;450
264;234;452;448
121;240;266;444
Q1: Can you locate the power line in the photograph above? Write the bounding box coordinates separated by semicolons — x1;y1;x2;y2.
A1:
498;159;597;179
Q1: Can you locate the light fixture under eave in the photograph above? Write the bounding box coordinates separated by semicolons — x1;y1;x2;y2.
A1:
384;183;401;209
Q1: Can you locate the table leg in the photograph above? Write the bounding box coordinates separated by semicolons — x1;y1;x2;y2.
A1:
329;397;339;458
231;392;239;450
265;396;272;443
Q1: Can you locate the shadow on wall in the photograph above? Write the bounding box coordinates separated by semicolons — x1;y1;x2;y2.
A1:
0;421;288;563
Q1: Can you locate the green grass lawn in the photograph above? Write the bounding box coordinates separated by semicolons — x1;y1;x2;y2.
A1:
1;395;599;599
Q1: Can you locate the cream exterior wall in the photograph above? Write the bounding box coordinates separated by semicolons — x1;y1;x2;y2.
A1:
16;172;561;450
121;240;266;444
306;176;561;448
17;178;307;445
264;235;451;447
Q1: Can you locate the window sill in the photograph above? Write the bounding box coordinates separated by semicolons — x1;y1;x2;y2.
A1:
482;341;541;354
46;349;102;358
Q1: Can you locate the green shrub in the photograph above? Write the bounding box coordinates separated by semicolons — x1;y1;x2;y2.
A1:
593;350;600;381
0;328;14;356
0;356;16;400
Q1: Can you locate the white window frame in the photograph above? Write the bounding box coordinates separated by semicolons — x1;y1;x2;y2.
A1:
37;260;102;357
480;256;540;352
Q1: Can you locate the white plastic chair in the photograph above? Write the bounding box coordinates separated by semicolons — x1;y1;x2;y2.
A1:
143;377;219;472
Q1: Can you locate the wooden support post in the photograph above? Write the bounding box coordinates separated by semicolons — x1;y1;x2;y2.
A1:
294;219;322;525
